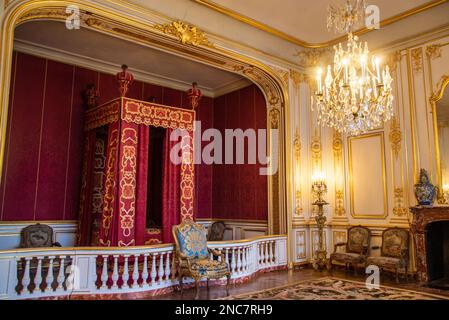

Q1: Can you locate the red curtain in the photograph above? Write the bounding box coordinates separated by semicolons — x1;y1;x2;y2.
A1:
162;128;181;243
98;122;149;247
76;130;96;246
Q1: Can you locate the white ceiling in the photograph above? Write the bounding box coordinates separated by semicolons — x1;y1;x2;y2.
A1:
207;0;433;43
14;20;250;97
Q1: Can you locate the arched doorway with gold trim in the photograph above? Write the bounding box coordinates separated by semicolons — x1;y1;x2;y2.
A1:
0;0;293;265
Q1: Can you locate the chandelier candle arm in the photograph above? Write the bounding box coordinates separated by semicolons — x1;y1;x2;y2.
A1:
313;0;394;137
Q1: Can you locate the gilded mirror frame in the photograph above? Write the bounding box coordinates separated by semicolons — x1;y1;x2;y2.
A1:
430;74;449;204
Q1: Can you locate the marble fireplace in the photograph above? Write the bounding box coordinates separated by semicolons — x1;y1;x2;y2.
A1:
411;206;449;289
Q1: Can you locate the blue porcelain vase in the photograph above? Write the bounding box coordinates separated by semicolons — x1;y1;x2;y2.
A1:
414;169;436;206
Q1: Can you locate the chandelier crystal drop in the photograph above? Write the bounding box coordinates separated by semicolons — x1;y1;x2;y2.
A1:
312;1;394;136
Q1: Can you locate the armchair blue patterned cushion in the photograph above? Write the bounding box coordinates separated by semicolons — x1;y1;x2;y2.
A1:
176;223;209;259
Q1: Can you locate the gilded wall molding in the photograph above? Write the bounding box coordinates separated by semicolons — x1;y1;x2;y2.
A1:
411;48;423;73
311;129;322;169
389;116;402;159
333;131;346;218
154;21;213;47
393;187;408;217
289;70;305;88
294;131;303;217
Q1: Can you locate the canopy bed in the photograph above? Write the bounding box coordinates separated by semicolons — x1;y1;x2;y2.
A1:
77;65;196;247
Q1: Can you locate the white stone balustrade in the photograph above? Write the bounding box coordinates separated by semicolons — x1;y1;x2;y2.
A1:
0;235;287;300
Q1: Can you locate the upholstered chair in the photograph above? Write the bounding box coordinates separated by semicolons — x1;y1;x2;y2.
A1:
328;226;371;274
20;223;61;248
172;219;230;299
366;227;409;283
207;221;226;241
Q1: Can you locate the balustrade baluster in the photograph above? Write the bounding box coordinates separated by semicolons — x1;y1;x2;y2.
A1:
218;248;222;262
111;255;119;288
236;248;242;274
46;256;55;292
225;248;229;267
260;242;265;266
57;257;65;290
271;241;276;264
165;252;171;283
122;255;130;288
22;258;31;294
241;247;246;272
101;255;109;289
141;254;149;287
158;253;165;284
34;257;43;293
132;254;139;288
267;241;272;265
230;249;236;274
150;254;157;286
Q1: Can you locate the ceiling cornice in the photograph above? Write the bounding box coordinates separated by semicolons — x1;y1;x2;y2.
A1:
13;39;251;98
192;0;449;48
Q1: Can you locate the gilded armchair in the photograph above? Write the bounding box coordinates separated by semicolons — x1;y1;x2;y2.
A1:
366;227;409;283
172;219;230;299
328;226;371;274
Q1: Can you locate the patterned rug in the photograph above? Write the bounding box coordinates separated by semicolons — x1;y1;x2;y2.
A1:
220;277;449;300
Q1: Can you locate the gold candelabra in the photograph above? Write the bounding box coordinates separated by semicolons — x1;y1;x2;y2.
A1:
311;172;329;270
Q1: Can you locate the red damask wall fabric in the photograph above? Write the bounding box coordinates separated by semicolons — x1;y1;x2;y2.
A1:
212;85;268;221
0;52;267;224
161;128;181;243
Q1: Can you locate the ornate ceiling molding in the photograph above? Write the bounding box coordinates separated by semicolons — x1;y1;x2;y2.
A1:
191;0;449;49
154;21;213;47
294;48;333;68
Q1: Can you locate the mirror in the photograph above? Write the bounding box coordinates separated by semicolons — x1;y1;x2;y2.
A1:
435;81;449;203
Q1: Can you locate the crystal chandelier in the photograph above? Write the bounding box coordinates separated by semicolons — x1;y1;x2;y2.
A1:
313;0;394;136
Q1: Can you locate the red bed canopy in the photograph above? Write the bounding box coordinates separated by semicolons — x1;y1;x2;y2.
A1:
77;66;196;247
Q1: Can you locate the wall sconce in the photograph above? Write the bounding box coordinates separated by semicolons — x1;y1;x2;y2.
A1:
312;170;328;202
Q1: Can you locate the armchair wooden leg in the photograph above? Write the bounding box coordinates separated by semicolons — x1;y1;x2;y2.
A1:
226;274;230;296
194;279;200;300
352;263;358;276
395;267;400;284
207;279;210;290
179;276;183;294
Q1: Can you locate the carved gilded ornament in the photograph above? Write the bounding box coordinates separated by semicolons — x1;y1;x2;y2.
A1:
333;131;345;217
270;66;289;86
389;116;402;159
425;44;442;60
232;65;280;106
294;48;333;68
269;108;280;129
385;51;401;73
290;70;305;88
411;48;423;73
311;131;322;167
393;187;408;217
154;21;213;47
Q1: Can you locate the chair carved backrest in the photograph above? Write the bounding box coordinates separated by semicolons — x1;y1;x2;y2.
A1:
172;219;209;259
346;226;371;254
20;223;54;248
207;221;226;241
381;228;409;258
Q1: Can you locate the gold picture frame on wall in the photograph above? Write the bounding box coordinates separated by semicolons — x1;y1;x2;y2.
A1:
430;75;449;203
348;132;388;219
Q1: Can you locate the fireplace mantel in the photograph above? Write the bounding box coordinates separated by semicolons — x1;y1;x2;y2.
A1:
410;206;449;283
